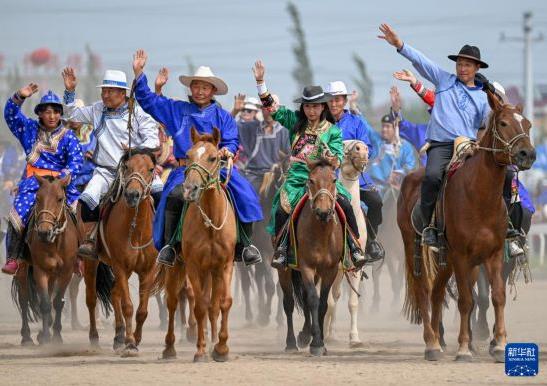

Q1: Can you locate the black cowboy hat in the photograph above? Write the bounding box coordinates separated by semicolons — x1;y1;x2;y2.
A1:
448;45;489;69
293;85;334;104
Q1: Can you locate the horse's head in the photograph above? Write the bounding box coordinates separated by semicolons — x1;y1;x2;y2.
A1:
34;175;70;243
120;149;157;208
341;140;369;177
306;157;337;223
483;89;536;170
183;127;222;202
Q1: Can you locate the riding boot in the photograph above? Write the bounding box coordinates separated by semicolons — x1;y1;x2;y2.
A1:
364;216;385;264
2;224;22;275
77;221;99;260
235;222;262;266
271;209;291;269
157;209;181;267
420;207;439;250
337;196;368;268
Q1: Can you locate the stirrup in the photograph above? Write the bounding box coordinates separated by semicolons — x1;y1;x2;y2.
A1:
242;245;262;266
157;245;177;267
421;226;439;252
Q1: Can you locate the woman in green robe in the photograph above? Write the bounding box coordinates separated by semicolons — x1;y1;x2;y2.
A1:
252;60;366;269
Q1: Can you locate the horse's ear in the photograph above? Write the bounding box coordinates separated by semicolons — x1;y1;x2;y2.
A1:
486;89;502;112
515;104;523;114
35;175;46;186
306;158;319;171
190;127;200;144
59;175;71;188
212;127;221;146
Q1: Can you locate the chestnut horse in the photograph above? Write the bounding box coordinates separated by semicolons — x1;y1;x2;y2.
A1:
83;149;158;356
155;127;237;362
12;176;79;345
278;157;344;356
398;90;536;362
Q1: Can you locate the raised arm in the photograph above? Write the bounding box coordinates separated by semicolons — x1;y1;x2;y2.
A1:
394;69;435;108
62;67;94;124
4;84;39;149
133;49;189;134
379;23;450;86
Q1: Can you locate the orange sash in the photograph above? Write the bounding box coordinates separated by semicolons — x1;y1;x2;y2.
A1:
26;164;60;178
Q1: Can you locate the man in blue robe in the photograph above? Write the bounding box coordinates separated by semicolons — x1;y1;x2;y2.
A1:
132;50;263;267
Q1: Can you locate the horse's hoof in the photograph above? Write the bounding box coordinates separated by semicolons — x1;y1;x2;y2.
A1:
37;331;50;345
425;349;443;361
349;341;364;349
193;353;208;363
309;345;326;357
489;344;506;363
212;349;229;362
297;332;311;349
474;325;490;341
21;338;35;347
455;353;473;362
284;345;298;353
162;346;177;360
52;335;63;345
113;339;124;352
120;343;139;358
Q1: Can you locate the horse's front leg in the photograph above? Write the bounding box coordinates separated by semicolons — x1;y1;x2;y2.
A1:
238;263;254;324
347;272;363;347
318;268;338;355
51;268;74;344
15;263;34;346
324;269;342;343
117;269;138;357
162;264;185;359
69;274;84;330
110;269;126;352
34;267;52;345
187;264;209;362
278;269;297;352
134;268;155;347
430;264;453;358
301;267;323;356
484;252;508;363
83;259;99;346
212;259;234;362
453;261;476;362
474;265;491;341
208;269;222;345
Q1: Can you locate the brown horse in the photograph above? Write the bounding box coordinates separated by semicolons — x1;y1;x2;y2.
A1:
155;127;237;362
83;149;158;356
278;157;344;356
12;175;79;345
398;90;536;362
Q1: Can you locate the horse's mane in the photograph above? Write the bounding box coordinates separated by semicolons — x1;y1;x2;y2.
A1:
119;147;157;166
40;175;57;182
309;156;336;171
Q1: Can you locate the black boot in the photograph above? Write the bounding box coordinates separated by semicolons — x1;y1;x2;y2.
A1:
235;222;262;266
365;237;385;264
271;209;291;269
157;209;181;267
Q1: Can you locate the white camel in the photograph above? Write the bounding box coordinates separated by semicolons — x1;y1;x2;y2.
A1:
323;140;368;347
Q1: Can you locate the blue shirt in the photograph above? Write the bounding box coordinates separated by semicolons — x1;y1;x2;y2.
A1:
134;74;238;159
398;43;490;142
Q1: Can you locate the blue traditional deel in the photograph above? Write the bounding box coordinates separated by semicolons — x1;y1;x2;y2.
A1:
34;90;64;115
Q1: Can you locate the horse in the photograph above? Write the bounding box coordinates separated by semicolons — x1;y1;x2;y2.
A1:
83;148;158;356
278;157;345;356
11;175;79;345
371;185;405;312
324;140;368;347
237;150;290;326
397;90;536;362
154;127;237;362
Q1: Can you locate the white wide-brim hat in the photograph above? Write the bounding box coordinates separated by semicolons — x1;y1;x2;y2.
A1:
325;80;350;96
179;66;228;95
96;70;130;90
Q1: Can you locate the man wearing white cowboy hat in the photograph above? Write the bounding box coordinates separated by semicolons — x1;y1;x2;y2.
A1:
131;49;263;267
61;67;163;258
325;80;385;263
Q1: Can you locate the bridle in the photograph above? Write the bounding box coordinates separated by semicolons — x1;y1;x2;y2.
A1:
34;197;67;243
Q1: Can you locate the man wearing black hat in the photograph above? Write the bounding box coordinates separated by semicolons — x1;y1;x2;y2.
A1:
378;23;490;247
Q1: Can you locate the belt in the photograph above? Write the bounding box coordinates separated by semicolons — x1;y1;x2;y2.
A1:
26;164;60;178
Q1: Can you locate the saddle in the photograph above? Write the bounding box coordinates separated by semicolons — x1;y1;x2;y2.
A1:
286;193;349;268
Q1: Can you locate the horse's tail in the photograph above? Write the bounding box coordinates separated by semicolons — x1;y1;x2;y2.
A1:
291;270;306;312
11;265;41;322
151;263;167;295
402;245;438;325
96;262;114;318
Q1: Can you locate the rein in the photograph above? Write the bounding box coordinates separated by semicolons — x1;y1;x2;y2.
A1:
307;184;337;220
33;199;68;242
185;157;233;231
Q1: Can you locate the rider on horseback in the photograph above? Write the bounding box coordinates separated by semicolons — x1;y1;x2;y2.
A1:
131;50;263;267
62;67;164;259
324;81;385;263
2;85;83;275
252;61;367;270
379;23;491;248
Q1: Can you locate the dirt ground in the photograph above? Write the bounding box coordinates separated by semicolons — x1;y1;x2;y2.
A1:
0;264;546;386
